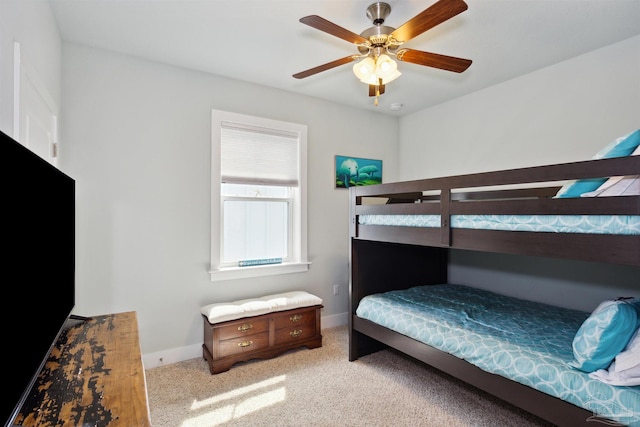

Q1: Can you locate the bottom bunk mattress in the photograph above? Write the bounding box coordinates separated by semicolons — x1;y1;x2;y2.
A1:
355;284;640;426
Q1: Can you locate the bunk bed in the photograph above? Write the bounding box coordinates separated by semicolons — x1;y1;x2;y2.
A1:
348;151;640;427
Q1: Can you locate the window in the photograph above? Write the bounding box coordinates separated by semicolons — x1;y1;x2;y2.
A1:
210;110;309;281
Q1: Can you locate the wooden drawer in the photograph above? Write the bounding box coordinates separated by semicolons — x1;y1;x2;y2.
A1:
217;331;270;358
216;318;269;341
202;304;323;374
273;308;317;330
273;324;318;346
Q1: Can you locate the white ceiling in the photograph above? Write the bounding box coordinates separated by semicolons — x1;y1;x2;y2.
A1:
49;0;640;117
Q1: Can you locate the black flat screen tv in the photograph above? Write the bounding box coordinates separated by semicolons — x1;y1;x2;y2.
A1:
1;130;75;426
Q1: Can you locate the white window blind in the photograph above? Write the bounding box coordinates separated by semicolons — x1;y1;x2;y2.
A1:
221;122;299;187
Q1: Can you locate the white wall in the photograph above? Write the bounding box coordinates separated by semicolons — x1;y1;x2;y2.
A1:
399;36;640;312
60;44;398;366
399;36;639;180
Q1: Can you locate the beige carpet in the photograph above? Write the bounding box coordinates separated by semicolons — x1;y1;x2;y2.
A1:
145;326;554;427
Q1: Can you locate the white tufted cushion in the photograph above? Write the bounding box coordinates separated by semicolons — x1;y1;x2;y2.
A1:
201;291;323;324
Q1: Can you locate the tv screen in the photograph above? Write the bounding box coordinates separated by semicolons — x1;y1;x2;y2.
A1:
1;130;75;426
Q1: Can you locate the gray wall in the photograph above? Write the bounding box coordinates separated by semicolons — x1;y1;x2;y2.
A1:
399;35;639;179
60;44;398;366
1;1;399;367
399;36;640;312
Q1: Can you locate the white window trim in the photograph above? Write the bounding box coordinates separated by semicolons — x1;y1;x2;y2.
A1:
210;110;309;281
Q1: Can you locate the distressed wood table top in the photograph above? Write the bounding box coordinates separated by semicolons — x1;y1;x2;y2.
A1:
15;311;151;427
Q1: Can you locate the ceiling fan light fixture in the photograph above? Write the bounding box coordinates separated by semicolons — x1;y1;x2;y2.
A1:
376;54;394;72
353;55;401;85
376;54;401;82
353;57;376;82
381;67;402;84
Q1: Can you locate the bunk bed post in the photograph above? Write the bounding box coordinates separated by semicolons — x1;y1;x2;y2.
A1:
441;187;451;247
348;187;358;239
349;238;449;361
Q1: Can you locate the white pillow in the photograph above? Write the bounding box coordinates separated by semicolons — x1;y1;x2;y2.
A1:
614;327;640;372
581;145;640;197
589;328;640;386
589;363;640;386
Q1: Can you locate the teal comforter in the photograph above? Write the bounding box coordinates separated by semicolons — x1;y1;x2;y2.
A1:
356;284;640;426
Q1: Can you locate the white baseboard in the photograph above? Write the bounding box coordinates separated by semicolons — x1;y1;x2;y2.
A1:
321;311;348;329
143;311;348;369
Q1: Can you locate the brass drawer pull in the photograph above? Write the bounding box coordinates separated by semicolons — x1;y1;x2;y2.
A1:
290;329;302;338
238;340;253;348
290;314;303;323
237;323;253;332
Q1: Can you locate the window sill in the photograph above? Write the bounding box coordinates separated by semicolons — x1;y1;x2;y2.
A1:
209;261;311;282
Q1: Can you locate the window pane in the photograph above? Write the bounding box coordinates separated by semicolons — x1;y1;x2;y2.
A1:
223;199;288;262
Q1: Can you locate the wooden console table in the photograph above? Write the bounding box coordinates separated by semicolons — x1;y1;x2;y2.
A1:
15;311;151;427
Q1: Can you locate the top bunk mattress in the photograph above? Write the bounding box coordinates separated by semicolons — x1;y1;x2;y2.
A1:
358;214;640;235
355;284;640;426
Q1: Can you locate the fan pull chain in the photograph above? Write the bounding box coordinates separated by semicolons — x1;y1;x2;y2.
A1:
368;78;384;106
374;78;382;106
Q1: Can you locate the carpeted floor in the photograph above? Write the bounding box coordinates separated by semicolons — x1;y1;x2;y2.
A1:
145;325;554;426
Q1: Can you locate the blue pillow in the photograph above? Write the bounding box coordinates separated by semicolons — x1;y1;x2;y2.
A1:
569;298;640;373
554;177;609;199
555;129;640;198
592;129;640;159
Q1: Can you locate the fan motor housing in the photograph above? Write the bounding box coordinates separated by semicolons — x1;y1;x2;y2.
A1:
359;2;396;55
366;2;391;25
358;25;396;54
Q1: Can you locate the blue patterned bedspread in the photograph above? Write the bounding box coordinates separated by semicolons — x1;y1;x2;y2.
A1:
358;214;640;235
356;284;640;426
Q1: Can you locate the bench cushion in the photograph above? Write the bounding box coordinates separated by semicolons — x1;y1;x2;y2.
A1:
201;291;323;324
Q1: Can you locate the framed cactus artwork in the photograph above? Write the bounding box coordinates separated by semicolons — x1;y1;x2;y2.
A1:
335;155;382;189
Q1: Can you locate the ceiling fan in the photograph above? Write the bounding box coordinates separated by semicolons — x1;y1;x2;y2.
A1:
293;0;472;105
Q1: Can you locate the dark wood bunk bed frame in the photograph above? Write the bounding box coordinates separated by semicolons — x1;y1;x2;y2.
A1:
348;155;640;427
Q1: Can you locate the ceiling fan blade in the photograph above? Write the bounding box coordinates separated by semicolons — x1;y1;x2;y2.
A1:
293;56;358;79
396;49;472;73
390;0;468;43
300;15;369;45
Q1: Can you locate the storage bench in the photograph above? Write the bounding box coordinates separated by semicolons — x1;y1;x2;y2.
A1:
201;291;323;374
